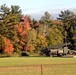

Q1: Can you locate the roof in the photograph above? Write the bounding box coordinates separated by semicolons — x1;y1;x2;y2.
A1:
47;43;71;49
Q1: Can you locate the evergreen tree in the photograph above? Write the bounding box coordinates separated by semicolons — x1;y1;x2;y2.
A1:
58;10;76;50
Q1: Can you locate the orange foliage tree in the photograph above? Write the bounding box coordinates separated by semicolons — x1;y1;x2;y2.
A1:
25;44;35;51
2;37;14;54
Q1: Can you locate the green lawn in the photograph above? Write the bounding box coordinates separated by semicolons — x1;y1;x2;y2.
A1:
0;57;76;75
0;57;76;66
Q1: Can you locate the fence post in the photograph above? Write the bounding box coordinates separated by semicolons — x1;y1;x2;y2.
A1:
41;65;42;75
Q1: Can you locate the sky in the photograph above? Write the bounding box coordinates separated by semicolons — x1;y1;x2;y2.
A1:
0;0;76;20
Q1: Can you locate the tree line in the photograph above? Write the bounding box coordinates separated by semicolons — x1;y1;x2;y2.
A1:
0;4;76;56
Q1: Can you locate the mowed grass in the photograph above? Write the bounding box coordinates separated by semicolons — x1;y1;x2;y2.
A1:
0;57;76;66
0;57;76;75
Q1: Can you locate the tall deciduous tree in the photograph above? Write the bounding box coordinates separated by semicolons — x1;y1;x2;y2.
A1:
26;29;37;51
16;15;31;51
40;11;52;37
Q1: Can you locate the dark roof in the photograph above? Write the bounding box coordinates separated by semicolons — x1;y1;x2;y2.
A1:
47;43;71;49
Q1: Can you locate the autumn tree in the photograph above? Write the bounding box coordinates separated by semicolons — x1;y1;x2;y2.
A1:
2;37;14;54
31;19;39;29
25;28;37;51
0;4;22;53
36;34;48;51
16;15;31;52
0;35;14;54
39;11;52;37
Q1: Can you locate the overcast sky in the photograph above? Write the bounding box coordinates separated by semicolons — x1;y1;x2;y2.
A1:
0;0;76;20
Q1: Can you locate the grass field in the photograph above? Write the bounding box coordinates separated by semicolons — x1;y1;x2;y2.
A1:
0;57;76;75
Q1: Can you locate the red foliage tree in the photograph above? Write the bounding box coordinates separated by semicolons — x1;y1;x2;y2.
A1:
34;22;40;28
23;15;31;31
15;15;32;50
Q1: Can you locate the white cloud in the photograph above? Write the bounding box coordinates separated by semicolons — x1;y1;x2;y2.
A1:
29;7;76;20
